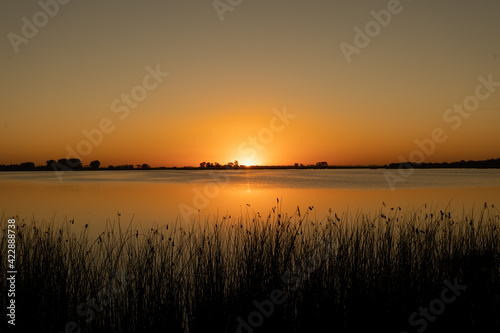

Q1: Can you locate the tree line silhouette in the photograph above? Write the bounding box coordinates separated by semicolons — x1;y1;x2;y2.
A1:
385;158;500;169
0;158;499;171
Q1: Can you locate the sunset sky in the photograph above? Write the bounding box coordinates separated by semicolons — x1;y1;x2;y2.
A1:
1;0;499;167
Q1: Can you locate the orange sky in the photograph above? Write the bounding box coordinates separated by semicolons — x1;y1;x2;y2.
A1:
1;1;499;167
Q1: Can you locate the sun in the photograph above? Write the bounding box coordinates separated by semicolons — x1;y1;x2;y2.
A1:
238;157;260;166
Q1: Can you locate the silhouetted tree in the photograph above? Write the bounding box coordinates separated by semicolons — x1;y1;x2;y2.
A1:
90;160;101;169
57;158;82;169
234;160;239;167
315;161;328;168
200;162;206;168
141;164;151;169
70;159;82;169
20;162;35;170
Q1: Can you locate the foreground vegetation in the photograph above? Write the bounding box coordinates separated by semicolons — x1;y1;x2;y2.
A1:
1;202;499;332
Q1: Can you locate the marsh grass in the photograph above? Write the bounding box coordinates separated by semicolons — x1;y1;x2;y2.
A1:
1;202;499;332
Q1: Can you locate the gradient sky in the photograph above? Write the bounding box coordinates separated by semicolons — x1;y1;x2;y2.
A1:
1;0;499;167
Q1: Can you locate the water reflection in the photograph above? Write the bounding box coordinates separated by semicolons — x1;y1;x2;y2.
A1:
1;170;499;236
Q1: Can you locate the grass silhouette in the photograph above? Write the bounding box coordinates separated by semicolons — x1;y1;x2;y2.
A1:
1;201;499;332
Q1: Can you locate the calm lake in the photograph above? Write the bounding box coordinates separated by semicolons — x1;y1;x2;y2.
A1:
1;169;500;233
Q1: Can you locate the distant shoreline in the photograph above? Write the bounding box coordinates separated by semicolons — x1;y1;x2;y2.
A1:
0;157;499;171
1;164;500;171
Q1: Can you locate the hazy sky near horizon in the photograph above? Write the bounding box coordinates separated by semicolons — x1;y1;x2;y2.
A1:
1;0;499;167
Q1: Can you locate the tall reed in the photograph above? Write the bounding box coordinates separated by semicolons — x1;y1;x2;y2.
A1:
1;202;499;332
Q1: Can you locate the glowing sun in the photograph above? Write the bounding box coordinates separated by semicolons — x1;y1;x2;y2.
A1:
239;157;260;166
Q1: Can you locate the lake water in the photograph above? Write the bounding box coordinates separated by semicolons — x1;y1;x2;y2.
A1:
1;169;499;233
